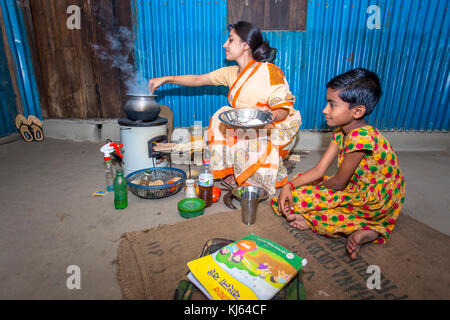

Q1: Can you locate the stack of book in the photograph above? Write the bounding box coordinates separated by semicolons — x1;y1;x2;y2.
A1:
186;234;307;300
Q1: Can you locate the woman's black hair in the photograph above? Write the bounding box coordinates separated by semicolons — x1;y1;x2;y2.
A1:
228;21;277;63
326;68;382;116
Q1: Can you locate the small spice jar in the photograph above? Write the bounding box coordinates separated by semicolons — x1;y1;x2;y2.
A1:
185;179;197;198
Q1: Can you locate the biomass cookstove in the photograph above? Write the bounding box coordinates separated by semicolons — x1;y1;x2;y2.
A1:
119;94;169;177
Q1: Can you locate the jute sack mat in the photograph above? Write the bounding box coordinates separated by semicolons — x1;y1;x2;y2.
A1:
116;203;450;300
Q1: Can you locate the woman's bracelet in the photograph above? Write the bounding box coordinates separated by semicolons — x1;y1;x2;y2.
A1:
287;181;295;191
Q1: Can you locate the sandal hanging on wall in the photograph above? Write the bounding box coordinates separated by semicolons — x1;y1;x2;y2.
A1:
28;115;44;142
15;114;34;142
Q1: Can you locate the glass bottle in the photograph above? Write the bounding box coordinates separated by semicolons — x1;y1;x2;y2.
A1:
114;169;128;209
185;179;197;198
140;169;152;186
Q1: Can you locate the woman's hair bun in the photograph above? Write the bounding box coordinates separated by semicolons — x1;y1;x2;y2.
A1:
230;21;278;63
253;40;277;63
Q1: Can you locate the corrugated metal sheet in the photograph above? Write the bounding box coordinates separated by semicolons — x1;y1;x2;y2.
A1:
0;13;16;137
132;0;229;128
0;0;41;123
132;0;449;130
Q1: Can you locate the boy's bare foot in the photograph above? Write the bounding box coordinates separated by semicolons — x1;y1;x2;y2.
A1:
286;214;310;230
346;229;379;260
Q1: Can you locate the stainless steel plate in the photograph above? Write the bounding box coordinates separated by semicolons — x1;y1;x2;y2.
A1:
219;108;274;129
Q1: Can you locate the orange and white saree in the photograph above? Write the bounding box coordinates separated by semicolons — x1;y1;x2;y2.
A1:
207;60;301;195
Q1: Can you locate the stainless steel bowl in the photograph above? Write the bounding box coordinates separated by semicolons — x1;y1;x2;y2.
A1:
219;108;274;129
124;94;161;121
232;185;269;203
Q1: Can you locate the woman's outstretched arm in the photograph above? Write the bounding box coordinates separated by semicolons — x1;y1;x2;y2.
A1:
148;73;214;92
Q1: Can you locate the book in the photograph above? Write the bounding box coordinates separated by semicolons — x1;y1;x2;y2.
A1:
174;238;307;300
186;234;307;300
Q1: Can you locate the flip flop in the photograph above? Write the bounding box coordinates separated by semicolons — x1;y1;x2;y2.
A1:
28;115;44;142
15;114;34;142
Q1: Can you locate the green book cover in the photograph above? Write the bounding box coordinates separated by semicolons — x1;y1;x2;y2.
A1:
187;234;307;300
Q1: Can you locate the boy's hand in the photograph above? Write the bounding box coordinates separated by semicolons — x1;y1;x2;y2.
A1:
278;184;294;216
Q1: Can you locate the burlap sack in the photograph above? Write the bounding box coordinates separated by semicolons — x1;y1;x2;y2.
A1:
117;203;450;300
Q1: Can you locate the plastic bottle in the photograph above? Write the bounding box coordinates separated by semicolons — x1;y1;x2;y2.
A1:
185;179;197;198
100;142;123;192
198;159;213;207
140;169;152;186
105;160;115;192
114;169;128;209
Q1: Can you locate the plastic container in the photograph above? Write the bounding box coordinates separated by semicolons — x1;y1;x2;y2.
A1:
178;198;205;219
185;179;197;198
126;167;186;199
105;160;114;192
198;159;213;207
100;142;123;191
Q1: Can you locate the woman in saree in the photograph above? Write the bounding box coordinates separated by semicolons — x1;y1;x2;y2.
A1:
148;21;301;195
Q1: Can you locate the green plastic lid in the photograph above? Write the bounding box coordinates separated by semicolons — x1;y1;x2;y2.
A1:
178;198;205;212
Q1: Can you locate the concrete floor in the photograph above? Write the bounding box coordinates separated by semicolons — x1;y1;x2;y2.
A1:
0;137;449;299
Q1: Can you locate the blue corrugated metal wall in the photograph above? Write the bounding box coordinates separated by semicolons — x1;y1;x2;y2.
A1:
132;0;229;128
0;0;41;136
132;0;449;131
0;16;16;137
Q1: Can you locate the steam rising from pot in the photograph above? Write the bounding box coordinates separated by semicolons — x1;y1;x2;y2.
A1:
91;26;151;96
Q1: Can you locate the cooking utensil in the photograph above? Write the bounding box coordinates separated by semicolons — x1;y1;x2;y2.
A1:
223;190;238;210
223;185;269;210
178;198;205;219
232;185;269;202
241;190;259;225
218;108;275;129
220;181;235;191
124;94;161;121
126;167;186;199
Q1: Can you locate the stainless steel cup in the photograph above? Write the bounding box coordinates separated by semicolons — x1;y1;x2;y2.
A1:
241;191;259;225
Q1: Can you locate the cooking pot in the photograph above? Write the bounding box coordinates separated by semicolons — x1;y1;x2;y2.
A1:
124;94;161;121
